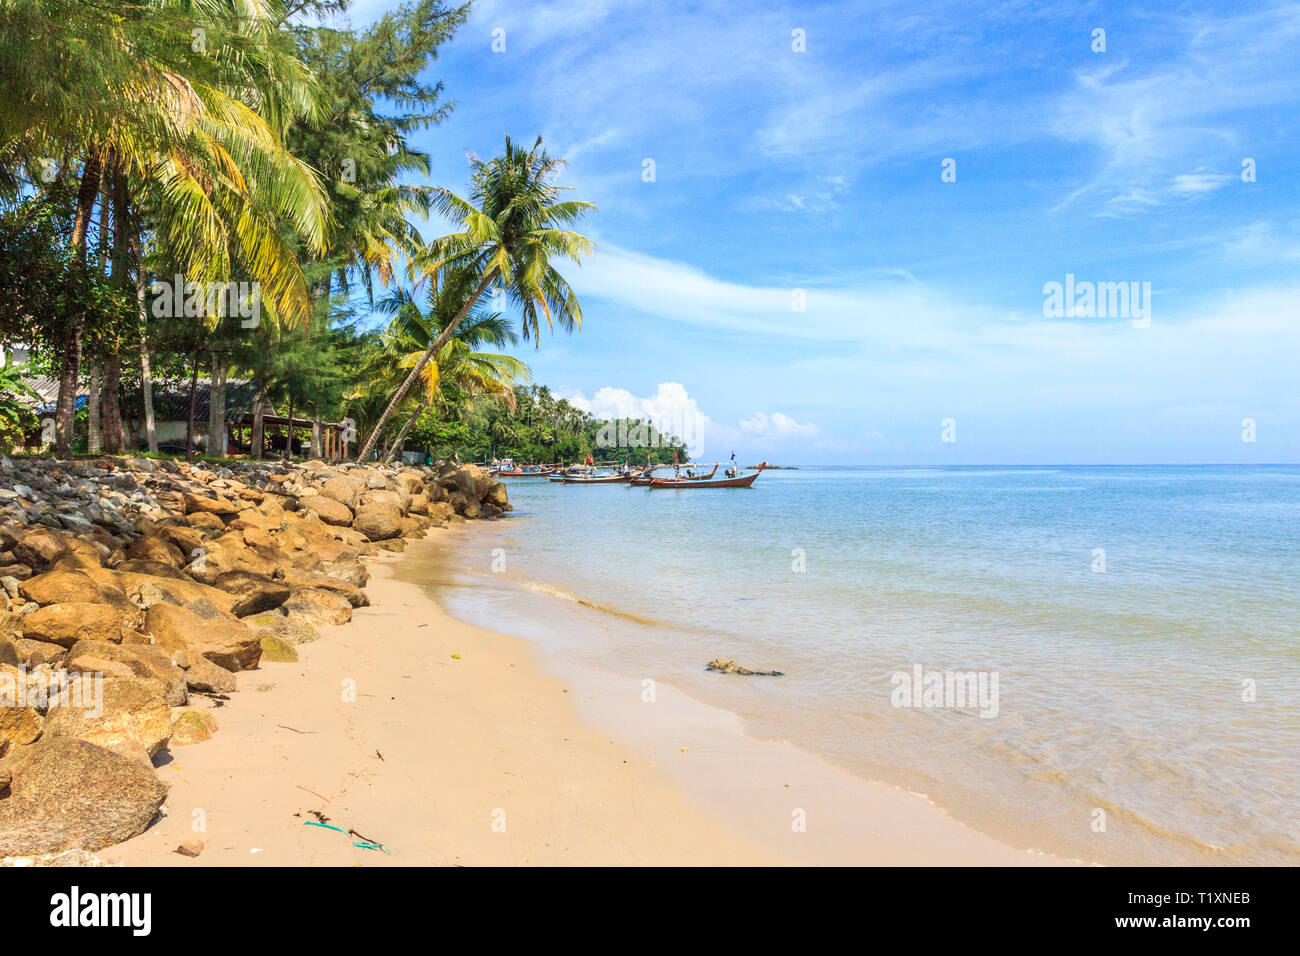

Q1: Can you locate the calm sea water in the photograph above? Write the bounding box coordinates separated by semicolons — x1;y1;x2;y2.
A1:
428;466;1300;865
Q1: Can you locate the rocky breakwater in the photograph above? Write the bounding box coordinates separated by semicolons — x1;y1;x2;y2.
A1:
0;455;509;862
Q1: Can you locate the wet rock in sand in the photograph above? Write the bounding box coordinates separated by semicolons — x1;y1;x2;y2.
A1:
706;658;784;677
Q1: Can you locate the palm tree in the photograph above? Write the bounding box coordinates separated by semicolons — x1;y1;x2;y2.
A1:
353;135;594;462
2;0;329;453
375;267;530;463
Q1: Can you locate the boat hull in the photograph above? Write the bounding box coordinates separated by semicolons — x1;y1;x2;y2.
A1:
647;471;759;489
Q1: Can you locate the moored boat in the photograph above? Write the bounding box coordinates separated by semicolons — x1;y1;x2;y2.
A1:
647;465;760;489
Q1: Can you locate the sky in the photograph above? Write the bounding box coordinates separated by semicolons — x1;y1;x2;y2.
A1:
342;0;1300;464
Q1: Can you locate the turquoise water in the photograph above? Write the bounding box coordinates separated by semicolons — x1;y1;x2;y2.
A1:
432;466;1300;865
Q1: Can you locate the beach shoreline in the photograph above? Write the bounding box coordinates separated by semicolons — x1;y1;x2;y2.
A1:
108;526;1071;867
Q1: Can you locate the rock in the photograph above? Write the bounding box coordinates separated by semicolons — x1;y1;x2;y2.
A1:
352;507;401;541
281;587;352;627
19;568;120;606
245;612;318;646
299;495;353;526
125;534;183;566
5;637;66;668
144;604;262;672
65;641;188;707
0;704;43;757
183;654;237;694
12;530;67;570
0;737;168;856
283;571;369;608
705;657;784;677
182;493;237;516
20;603;125;648
43;676;173;757
176;838;205;857
319;476;362;506
211;571;291;617
484;480;508;507
113;559;191;581
258;634;298;662
169;708;217;747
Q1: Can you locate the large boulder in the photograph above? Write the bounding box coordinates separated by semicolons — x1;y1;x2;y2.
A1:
43;676;173;758
352;507;401;542
319;476;363;507
0;704;42;757
281;587;352;627
169;707;217;746
211;571;291;617
11;530;67;570
182;493;238;516
283;570;369;608
298;494;353;527
19;568;123;607
0;737;168;856
183;654;237;694
246;612;319;646
125;534;183;567
65;641;188;707
144;604;262;672
21;603;126;648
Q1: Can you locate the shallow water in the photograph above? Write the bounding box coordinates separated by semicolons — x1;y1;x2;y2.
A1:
426;465;1300;865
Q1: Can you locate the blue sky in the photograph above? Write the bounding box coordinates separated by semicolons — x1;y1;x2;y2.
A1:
344;0;1300;464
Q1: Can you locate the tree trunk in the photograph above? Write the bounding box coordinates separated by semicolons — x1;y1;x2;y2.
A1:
185;347;200;461
354;266;498;462
283;397;294;462
87;364;102;454
382;395;429;464
311;415;322;459
208;353;227;458
251;378;266;459
137;251;157;453
100;161;128;454
55;152;104;457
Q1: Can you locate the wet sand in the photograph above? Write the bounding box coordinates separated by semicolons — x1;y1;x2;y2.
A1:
109;532;1070;866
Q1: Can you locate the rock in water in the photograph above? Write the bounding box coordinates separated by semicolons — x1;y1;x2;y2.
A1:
0;737;168;856
705;657;784;677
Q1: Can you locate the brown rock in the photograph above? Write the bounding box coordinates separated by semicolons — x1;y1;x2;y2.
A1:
144;604;262;672
0;704;42;757
19;568;124;607
352;507;401;542
125;534;183;567
211;571;291;617
43;676;173;757
0;737;168;856
282;587;353;627
183;654;237;694
21;603;125;648
169;707;217;746
176;838;205;857
66;641;188;707
182;493;238;516
5;637;67;668
12;530;68;570
246;612;319;646
299;494;353;526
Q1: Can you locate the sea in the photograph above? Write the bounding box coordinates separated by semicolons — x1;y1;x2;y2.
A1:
420;465;1300;865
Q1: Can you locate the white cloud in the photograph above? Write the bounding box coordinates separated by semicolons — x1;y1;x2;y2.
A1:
739;412;819;437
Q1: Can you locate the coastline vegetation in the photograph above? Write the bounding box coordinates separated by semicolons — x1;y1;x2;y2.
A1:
0;0;601;466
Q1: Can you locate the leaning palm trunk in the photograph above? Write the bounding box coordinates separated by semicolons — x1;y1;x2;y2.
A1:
355;268;498;462
382;395;430;465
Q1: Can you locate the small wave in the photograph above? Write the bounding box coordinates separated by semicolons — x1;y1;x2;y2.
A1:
517;579;663;626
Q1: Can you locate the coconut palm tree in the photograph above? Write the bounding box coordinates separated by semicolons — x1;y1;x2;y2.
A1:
353;135;594;462
374;268;530;463
1;0;329;453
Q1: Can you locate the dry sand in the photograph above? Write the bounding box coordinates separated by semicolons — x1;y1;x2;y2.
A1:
109;533;1072;866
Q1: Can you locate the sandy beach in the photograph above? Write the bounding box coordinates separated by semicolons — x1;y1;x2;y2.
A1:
108;529;1070;867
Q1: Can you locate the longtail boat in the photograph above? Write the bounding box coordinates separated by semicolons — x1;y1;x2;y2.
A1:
493;466;551;477
647;465;760;489
561;471;630;484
